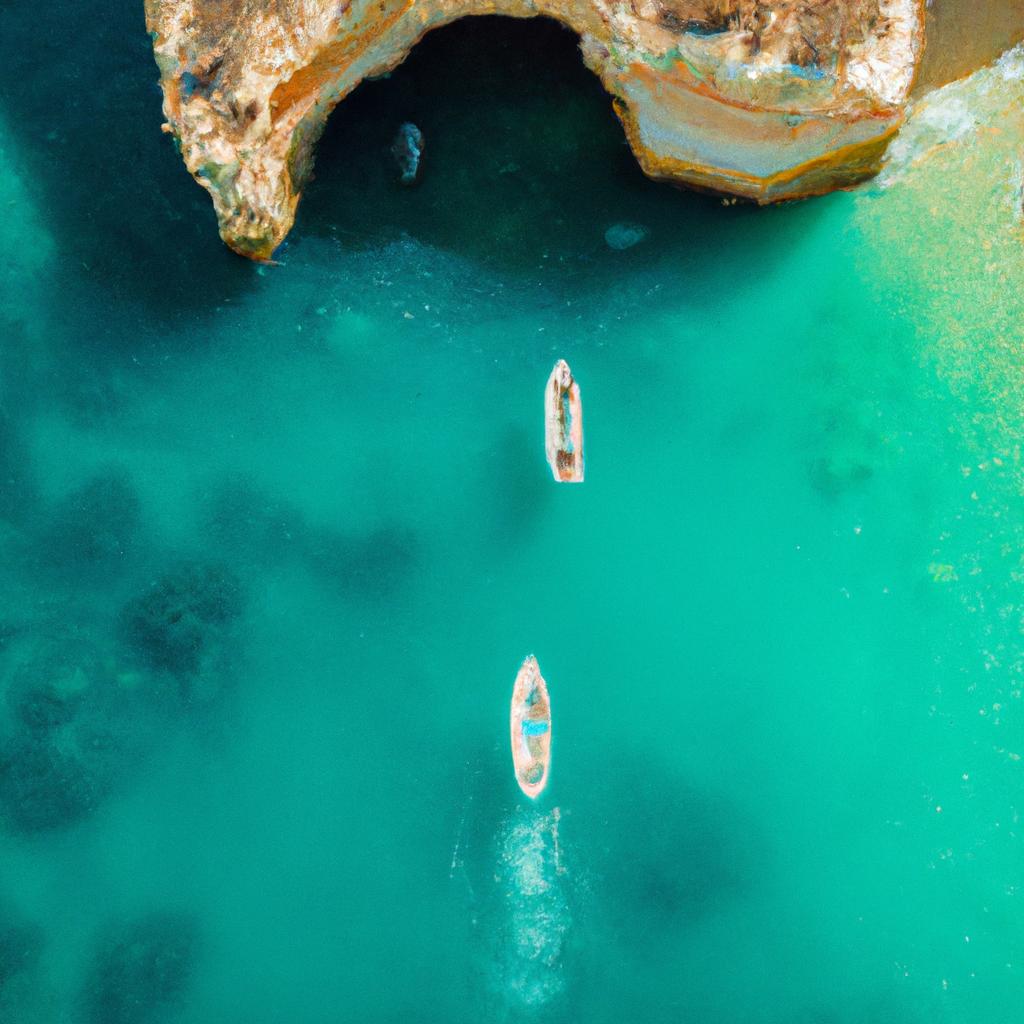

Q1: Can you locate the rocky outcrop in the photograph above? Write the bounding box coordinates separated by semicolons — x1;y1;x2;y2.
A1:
145;0;924;260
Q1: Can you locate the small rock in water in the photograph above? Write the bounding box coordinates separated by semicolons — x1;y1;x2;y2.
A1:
391;122;424;186
604;222;648;250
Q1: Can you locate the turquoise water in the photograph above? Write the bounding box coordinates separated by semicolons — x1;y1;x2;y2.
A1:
1;8;1023;1024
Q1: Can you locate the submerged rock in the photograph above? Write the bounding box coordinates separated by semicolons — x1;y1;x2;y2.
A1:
604;222;648;250
391;122;425;185
144;0;925;259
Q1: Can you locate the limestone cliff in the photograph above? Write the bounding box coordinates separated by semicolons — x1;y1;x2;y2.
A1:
145;0;924;260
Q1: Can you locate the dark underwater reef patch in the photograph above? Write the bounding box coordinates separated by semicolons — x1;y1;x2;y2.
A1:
0;408;37;529
81;912;200;1024
119;560;244;686
198;475;306;567
196;473;417;598
0;908;46;1024
0;628;161;833
0;918;43;992
597;789;742;932
0;632;119;832
54;357;133;432
0;737;110;834
807;454;874;499
5;634;114;737
33;467;143;580
306;523;419;599
574;748;748;939
804;393;885;501
0;578;243;834
443;741;746;944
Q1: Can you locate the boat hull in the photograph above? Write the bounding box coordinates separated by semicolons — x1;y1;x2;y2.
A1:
510;656;552;798
545;360;584;483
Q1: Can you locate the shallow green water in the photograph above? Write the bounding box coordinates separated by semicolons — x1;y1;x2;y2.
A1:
1;8;1023;1024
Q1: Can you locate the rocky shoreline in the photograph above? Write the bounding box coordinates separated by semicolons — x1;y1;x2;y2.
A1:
146;0;925;260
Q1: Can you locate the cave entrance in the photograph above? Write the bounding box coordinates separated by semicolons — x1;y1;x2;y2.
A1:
300;16;717;268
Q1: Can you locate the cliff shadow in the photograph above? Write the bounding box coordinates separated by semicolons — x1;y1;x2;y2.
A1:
0;0;257;328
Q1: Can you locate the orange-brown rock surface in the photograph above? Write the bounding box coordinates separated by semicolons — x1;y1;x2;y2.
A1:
145;0;924;260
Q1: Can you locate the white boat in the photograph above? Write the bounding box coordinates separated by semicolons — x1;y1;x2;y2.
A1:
510;655;552;798
545;360;584;483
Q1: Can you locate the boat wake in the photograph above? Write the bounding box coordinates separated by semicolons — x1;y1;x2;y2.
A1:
447;760;576;1016
490;805;571;1012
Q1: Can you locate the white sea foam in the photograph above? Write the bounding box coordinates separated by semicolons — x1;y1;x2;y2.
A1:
879;44;1024;188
